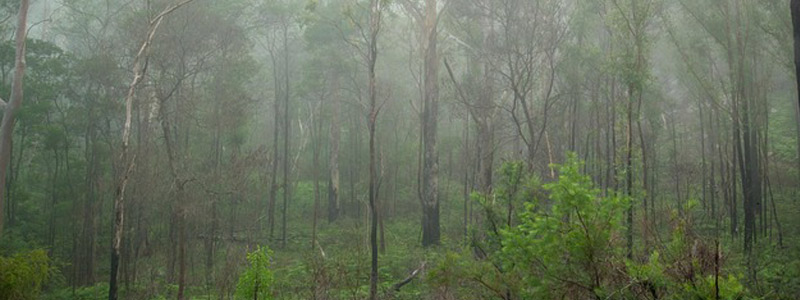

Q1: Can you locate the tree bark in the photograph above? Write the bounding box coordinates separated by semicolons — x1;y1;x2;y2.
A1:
625;82;634;259
328;79;340;222
108;3;195;299
421;0;440;247
792;0;800;174
267;59;280;239
367;0;381;298
311;105;321;250
0;0;29;239
281;23;291;249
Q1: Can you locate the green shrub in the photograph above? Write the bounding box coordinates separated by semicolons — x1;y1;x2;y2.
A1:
0;249;54;299
500;154;628;298
235;246;274;300
44;282;108;300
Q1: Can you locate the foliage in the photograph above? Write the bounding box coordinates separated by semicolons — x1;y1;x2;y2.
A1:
44;283;108;300
0;250;54;300
236;246;275;300
499;154;628;298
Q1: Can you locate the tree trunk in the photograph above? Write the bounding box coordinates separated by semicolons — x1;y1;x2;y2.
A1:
281;23;291;249
161;95;190;300
328;79;341;222
311;106;321;250
421;0;440;247
0;0;29;239
792;0;800;174
367;1;381;298
267;72;280;239
625;83;634;259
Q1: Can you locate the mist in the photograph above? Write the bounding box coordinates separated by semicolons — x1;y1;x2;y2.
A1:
0;0;798;299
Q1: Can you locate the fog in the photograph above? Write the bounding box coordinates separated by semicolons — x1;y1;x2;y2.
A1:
0;0;798;299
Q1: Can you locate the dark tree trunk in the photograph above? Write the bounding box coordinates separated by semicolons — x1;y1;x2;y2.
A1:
625;83;634;259
367;1;381;298
792;0;800;174
421;0;440;247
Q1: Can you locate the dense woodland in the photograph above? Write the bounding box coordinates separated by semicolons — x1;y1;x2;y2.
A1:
0;0;799;299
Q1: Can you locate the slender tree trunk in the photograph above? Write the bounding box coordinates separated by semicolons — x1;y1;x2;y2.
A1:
625;83;634;259
206;98;221;288
636;87;649;252
81;120;98;285
281;23;291;249
328;80;340;222
367;1;381;298
792;0;800;174
267;76;280;239
463;114;470;242
421;0;440;247
311;107;321;250
0;0;29;238
700;100;708;213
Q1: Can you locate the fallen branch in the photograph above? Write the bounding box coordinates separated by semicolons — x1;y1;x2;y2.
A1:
391;262;426;292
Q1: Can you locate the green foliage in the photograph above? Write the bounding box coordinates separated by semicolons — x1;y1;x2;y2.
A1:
757;241;800;298
500;153;628;298
626;205;747;299
44;283;108;300
236;246;274;300
428;249;510;299
0;250;54;300
683;274;745;300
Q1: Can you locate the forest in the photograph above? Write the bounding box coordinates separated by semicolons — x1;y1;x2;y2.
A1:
0;0;799;299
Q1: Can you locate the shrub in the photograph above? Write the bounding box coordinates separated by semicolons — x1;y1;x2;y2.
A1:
500;154;628;298
235;246;274;300
0;249;54;299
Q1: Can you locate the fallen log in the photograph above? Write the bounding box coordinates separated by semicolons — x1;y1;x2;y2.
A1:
391;262;426;292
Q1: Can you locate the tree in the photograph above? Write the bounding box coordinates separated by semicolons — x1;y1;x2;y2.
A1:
495;0;564;172
257;0;299;246
107;1;196;299
404;0;441;247
608;0;656;259
235;246;274;300
444;0;498;197
367;0;382;297
792;0;800;173
0;0;28;238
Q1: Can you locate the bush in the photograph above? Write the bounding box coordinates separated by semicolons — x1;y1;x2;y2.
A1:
500;154;628;298
0;249;54;299
235;246;274;300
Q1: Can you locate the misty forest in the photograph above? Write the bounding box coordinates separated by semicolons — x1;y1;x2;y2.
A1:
1;0;800;299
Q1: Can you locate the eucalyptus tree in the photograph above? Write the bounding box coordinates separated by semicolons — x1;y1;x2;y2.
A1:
0;0;28;239
443;0;498;197
676;0;769;258
401;0;441;247
493;0;565;173
366;0;382;296
338;0;386;297
607;0;657;259
107;1;198;298
255;0;302;246
793;0;800;172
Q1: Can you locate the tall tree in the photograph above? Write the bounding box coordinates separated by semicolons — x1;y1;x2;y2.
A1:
609;0;655;260
108;1;196;299
420;0;440;247
367;0;383;297
0;0;28;238
792;0;800;173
